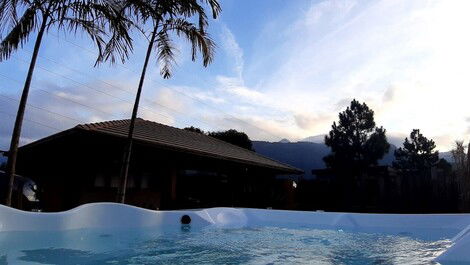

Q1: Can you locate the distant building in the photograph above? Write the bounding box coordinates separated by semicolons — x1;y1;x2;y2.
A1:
16;118;302;212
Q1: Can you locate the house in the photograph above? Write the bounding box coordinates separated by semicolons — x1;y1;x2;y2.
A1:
15;118;303;212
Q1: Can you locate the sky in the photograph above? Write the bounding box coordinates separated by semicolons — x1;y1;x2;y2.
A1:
1;0;470;151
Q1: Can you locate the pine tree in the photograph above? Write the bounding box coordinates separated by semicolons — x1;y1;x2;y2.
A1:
393;129;439;172
324;99;390;174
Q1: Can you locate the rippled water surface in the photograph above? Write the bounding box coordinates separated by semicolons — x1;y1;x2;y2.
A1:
0;225;452;265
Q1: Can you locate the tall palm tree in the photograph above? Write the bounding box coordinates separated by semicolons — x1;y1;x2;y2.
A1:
115;0;221;203
0;0;133;206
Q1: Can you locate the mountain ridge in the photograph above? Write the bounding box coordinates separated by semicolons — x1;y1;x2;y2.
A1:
253;140;451;178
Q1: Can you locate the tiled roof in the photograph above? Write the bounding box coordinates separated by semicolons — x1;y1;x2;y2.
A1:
75;118;303;174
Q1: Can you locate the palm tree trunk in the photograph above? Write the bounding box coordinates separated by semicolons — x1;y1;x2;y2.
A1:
4;16;48;207
117;27;158;203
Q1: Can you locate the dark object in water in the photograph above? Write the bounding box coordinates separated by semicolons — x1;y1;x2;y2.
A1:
181;215;191;225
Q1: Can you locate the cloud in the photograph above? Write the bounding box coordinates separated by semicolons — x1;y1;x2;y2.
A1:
220;25;244;78
154;88;186;113
217;76;264;101
386;132;407;147
211;115;301;142
304;0;357;26
335;98;353;111
382;86;396;103
0;78;180;149
294;113;333;131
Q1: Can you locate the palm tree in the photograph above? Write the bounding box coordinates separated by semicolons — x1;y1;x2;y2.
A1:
115;0;221;203
0;0;133;206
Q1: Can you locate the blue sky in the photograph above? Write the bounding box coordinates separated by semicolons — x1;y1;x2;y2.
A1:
1;0;470;151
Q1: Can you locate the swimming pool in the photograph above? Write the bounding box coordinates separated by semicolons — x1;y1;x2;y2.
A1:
1;203;470;264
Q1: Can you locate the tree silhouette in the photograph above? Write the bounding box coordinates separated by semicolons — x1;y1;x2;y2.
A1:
393;129;439;172
116;0;221;203
451;141;467;178
0;0;132;206
209;129;253;150
324;99;390;173
184;126;205;134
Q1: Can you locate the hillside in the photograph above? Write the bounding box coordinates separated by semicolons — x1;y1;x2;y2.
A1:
253;141;397;178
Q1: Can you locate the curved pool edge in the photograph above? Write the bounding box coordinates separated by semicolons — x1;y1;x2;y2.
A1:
1;203;470;263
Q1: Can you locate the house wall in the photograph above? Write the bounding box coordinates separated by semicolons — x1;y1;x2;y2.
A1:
16;131;283;212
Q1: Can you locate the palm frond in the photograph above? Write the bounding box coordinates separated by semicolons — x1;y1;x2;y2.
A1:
0;6;37;61
57;16;106;59
92;1;134;65
201;0;221;19
162;17;215;67
54;0;134;66
97;29;133;65
124;0;160;24
0;0;21;37
155;29;176;79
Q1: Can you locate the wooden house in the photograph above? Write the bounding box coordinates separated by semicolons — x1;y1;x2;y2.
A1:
16;118;302;211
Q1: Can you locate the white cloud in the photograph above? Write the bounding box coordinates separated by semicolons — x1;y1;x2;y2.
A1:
220;25;244;79
294;113;333;131
227;0;470;150
304;0;357;26
217;76;264;101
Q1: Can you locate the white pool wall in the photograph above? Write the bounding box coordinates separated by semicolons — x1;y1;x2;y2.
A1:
1;203;470;264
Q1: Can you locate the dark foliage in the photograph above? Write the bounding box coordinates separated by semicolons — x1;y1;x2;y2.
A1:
208;129;253;150
437;158;452;172
184;126;205;134
122;0;221;78
393;129;439;172
323;99;390;174
0;0;133;64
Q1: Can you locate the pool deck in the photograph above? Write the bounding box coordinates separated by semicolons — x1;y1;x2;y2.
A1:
1;203;470;264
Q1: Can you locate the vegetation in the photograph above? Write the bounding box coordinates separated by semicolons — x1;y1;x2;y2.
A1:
0;0;132;206
451;141;468;177
184;127;253;150
184;126;205;134
450;141;470;211
393;129;439;172
208;130;253;150
307;100;466;213
116;0;221;203
324;99;390;174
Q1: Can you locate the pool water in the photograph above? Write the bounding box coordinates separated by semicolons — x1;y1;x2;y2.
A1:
0;225;452;265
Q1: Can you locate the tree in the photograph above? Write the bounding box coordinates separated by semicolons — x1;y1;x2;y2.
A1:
437;158;452;173
324;99;390;173
208;129;253;150
0;0;132;206
451;141;467;177
116;0;221;203
393;129;439;172
450;141;470;210
184;126;205;134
